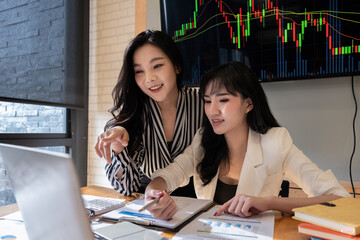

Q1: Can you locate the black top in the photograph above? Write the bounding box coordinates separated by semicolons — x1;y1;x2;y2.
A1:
213;179;237;204
167;141;173;151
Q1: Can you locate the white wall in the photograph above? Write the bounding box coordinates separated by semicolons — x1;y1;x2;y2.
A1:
263;77;360;182
147;1;360;183
88;0;135;187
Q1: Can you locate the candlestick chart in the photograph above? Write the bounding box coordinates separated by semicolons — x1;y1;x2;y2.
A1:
160;0;360;85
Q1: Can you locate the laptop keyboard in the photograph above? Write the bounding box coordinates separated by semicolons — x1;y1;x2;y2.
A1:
84;198;125;217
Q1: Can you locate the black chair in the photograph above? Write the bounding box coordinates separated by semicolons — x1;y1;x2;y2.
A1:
278;180;290;198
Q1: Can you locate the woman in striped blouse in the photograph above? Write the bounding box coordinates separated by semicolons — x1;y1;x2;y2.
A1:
94;30;203;196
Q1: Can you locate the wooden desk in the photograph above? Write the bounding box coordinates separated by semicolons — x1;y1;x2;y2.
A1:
0;203;18;217
0;185;309;240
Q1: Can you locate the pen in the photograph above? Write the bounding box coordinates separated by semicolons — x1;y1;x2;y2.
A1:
98;216;151;226
120;217;151;225
138;197;161;212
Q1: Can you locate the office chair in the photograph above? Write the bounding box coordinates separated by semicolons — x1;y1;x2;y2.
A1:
278;180;290;198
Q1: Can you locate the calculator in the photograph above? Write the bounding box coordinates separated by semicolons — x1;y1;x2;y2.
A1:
84;197;126;217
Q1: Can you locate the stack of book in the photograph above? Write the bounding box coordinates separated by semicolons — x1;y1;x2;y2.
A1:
292;197;360;240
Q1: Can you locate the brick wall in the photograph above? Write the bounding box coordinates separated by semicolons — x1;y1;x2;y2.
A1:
0;102;65;133
0;161;15;206
0;101;66;206
0;0;65;206
87;0;135;187
0;0;136;196
0;0;65;103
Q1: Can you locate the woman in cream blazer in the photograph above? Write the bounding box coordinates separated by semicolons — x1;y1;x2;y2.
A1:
145;62;350;220
151;127;349;201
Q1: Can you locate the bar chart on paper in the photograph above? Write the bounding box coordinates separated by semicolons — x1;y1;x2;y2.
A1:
161;0;360;85
173;205;275;240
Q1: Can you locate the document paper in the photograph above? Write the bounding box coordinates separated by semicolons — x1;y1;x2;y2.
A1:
0;211;29;240
173;205;275;240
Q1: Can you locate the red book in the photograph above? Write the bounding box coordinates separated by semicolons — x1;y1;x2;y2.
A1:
299;223;360;240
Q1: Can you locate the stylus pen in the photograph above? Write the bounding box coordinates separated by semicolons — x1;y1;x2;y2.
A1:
138;197;161;212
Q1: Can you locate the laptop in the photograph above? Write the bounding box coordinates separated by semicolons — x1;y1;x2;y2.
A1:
0;143;94;240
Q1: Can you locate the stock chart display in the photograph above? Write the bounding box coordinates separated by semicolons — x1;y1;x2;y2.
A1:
160;0;360;85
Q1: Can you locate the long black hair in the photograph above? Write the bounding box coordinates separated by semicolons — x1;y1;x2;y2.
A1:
197;61;280;185
104;30;184;153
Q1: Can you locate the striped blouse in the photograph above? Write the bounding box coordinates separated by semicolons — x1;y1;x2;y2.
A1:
105;86;204;196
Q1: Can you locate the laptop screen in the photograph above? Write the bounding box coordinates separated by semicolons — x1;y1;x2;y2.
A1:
0;143;93;240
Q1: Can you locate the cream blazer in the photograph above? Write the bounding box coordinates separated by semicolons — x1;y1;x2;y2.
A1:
151;127;350;200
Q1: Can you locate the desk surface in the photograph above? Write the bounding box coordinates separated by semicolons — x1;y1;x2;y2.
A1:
0;185;309;240
80;185;308;240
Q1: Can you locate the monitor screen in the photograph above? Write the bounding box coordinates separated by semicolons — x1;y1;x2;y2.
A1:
160;0;360;85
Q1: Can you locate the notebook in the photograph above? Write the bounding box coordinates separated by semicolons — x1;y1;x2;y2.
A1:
100;196;214;230
293;197;360;236
0;143;94;240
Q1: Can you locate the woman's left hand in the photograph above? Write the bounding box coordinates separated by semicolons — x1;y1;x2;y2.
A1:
214;194;272;217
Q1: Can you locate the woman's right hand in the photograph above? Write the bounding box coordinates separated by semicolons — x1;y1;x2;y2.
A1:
144;189;178;220
94;126;130;164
